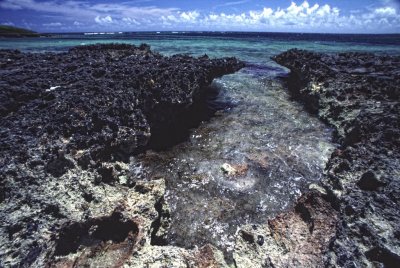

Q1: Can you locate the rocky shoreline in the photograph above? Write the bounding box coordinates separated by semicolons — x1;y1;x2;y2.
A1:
0;44;399;267
0;44;244;267
272;49;400;267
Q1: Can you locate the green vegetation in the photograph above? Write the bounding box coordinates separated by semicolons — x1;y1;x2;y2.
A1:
0;25;39;37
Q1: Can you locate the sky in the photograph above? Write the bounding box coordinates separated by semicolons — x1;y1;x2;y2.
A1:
1;0;400;33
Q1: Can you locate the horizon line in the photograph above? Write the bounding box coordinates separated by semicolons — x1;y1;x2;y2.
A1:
39;30;400;35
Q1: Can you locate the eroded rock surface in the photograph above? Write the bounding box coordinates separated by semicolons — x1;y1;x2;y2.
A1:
274;49;400;267
234;192;337;267
0;44;244;267
2;44;398;268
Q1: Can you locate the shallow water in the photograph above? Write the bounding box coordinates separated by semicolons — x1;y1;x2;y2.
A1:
134;68;335;255
2;32;399;256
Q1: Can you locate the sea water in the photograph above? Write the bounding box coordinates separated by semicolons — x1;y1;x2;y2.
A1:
2;32;399;256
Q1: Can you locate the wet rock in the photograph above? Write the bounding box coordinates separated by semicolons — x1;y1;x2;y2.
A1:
274;49;400;267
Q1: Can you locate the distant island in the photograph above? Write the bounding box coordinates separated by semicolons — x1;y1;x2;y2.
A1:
0;25;40;37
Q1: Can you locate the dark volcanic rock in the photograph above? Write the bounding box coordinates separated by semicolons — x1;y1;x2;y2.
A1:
274;49;400;267
0;44;243;266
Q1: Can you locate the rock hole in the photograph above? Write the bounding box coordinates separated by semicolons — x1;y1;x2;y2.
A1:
82;192;94;203
54;212;138;256
257;235;264;246
357;171;385;191
241;230;255;244
97;165;115;184
42;204;63;218
134;184;150;194
0;184;6;203
295;202;314;233
45;156;74;177
150;198;169;246
365;246;400;268
7;224;23;240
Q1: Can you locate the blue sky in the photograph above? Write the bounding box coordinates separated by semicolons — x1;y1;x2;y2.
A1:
1;0;400;33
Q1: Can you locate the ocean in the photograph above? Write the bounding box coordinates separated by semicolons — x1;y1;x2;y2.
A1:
2;32;399;256
1;32;400;59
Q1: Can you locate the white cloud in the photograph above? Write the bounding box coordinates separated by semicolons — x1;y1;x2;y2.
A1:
199;1;340;30
95;15;113;24
309;4;320;14
375;7;396;16
122;17;141;25
196;1;399;33
0;0;399;33
180;11;200;22
249;8;273;21
0;0;99;18
43;22;62;27
1;21;15;26
274;9;285;19
161;11;200;26
165;15;178;22
0;0;178;25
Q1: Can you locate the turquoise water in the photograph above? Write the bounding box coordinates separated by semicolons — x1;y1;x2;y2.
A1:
3;32;399;258
1;32;400;64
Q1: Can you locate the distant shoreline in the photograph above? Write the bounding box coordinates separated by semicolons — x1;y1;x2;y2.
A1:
0;25;40;38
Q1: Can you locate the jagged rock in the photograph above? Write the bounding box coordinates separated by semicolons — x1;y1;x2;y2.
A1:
4;44;398;267
273;49;400;267
0;44;244;267
233;193;337;267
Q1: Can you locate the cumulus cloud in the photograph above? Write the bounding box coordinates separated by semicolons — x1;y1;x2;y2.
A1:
0;0;399;33
375;7;397;16
198;1;399;33
180;11;200;21
95;15;113;24
200;1;343;31
122;17;141;25
161;11;201;26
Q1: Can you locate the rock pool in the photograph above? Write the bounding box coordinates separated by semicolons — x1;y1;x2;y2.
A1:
134;66;335;257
